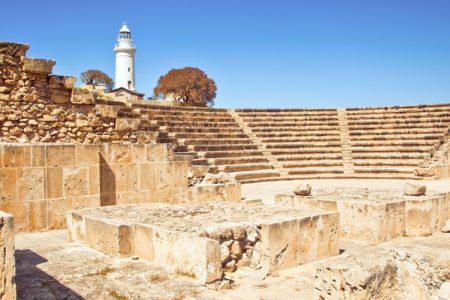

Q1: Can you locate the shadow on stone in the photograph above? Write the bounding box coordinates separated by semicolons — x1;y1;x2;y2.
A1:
15;249;84;300
99;153;116;206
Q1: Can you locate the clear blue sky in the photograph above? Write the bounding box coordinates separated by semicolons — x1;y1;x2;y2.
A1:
1;0;450;108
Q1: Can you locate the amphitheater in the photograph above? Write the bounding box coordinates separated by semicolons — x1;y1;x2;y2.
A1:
0;41;449;300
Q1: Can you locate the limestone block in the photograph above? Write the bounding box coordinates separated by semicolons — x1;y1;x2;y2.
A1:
45;167;63;199
106;144;132;163
67;211;86;242
149;226;222;283
117;191;145;205
274;194;337;211
293;183;312;196
0;41;29;56
18;167;45;201
75;144;103;165
83;196;100;209
29;200;48;231
2;145;32;167
404;182;426;196
145;144;169;162
109;163;138;192
115;118;140;131
49;75;76;90
48;198;66;230
0;168;18;202
0;211;16;300
88;166;100;195
8;201;30;232
260;212;340;272
225;182;241;202
84;217;132;256
154;163;173;190
95;104;120;118
337;200;406;245
405;194;448;236
172;161;188;187
414;168;434;177
63;166;88;197
275;194;406;245
442;220;450;233
139;163;156;191
22;57;55;74
130;144;146;163
71;89;96;104
30;145;45;167
46;145;76;167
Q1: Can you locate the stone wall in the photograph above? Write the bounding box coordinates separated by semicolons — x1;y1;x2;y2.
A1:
0;211;15;300
0;41;138;144
0;143;190;233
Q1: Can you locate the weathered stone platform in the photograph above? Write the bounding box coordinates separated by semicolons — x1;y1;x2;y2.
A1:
275;187;448;245
67;202;340;283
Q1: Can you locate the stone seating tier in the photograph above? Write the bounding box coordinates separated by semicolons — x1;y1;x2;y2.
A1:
110;103;450;183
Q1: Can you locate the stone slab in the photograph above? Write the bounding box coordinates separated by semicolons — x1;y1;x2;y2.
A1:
0;211;16;300
67;202;340;283
275;187;448;245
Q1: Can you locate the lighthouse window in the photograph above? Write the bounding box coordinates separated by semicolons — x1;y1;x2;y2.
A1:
128;68;130;72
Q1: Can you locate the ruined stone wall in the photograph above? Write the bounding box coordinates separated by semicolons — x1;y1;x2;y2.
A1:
0;41;139;144
0;143;190;233
0;211;15;300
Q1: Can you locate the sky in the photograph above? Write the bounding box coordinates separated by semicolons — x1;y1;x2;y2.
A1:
1;0;450;108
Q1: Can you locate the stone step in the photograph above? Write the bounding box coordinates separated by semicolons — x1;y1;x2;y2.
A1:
347;117;450;125
352;153;428;159
265;142;341;149
346;104;450;113
241;116;339;123
347;113;450;122
350;147;430;153
255;131;341;138
276;154;344;161
271;148;342;155
251;125;340;132
161;126;244;134
156;121;240;128
353;161;420;167
282;160;343;168
182;138;254;145
246;121;340;127
231;170;282;181
222;163;274;172
241;198;263;205
353;167;415;174
237;111;338;118
350;134;443;141
151;116;236;123
350;141;438;147
209;156;270;166
260;137;341;143
348;124;449;131
349;129;447;136
189;144;259;151
203;150;265;158
287;168;345;175
173;132;249;139
131;103;229;112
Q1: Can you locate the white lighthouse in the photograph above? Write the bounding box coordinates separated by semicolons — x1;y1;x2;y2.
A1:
114;23;136;91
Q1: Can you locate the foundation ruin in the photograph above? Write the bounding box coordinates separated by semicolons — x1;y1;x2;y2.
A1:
67;202;339;283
